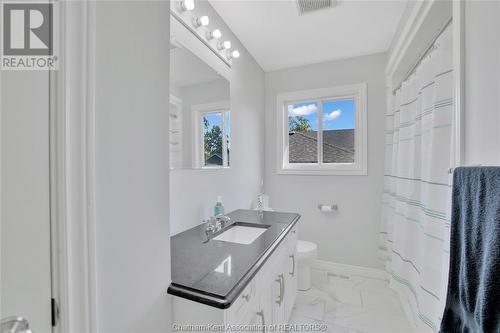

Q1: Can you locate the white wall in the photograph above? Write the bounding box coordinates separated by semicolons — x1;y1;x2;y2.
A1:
265;53;387;269
170;1;265;235
95;2;171;332
463;1;500;165
1;70;52;333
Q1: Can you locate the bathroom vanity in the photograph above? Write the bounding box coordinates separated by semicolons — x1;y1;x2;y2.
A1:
168;209;300;332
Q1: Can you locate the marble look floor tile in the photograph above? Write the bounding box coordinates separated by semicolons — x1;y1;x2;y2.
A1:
290;269;413;333
360;289;404;315
293;298;326;321
352;278;390;292
327;312;413;333
324;303;368;321
289;311;324;325
348;329;368;333
328;274;366;290
296;287;338;306
320;283;363;307
324;322;351;333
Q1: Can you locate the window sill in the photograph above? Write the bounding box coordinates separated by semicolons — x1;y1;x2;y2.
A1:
198;166;230;170
277;166;367;176
170;166;231;172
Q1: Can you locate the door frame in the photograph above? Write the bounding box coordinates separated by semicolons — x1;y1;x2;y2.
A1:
49;1;98;332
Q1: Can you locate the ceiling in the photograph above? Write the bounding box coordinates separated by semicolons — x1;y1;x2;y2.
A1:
209;0;407;72
170;46;223;89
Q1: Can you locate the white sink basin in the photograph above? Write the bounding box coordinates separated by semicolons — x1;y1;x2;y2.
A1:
213;224;268;245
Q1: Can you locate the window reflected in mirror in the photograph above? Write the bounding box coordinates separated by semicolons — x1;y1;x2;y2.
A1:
200;109;230;167
169;39;230;169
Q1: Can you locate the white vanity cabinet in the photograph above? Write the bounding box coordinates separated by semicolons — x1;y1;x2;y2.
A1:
171;226;298;333
225;279;262;329
284;228;298;321
261;238;288;332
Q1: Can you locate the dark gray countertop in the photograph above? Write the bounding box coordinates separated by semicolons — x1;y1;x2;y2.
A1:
167;209;300;308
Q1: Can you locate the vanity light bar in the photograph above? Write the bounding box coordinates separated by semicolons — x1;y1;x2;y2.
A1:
193;15;209;27
217;40;231;51
227;50;240;60
173;3;240;63
179;0;194;11
207;29;222;40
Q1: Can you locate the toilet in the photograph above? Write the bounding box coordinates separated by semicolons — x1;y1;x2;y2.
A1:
296;240;318;291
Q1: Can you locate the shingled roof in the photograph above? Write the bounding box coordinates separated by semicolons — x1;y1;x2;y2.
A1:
288;129;354;163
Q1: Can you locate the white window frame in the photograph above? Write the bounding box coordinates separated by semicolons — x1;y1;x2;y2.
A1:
192;101;230;169
276;83;367;176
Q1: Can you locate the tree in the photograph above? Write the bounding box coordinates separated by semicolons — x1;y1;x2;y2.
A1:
204;125;223;161
203;117;230;165
288;116;312;132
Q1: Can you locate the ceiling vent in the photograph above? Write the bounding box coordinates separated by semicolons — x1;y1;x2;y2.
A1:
296;0;337;15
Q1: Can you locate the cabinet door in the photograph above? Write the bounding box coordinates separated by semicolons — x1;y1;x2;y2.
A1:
228;298;264;333
284;228;298;321
272;247;288;332
226;279;257;326
254;230;297;332
240;305;266;333
255;244;286;331
255;254;275;332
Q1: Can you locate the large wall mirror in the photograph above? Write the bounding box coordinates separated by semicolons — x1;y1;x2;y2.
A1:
169;38;231;170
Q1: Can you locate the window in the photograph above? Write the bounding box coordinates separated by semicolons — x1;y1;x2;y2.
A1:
193;101;230;168
277;84;367;175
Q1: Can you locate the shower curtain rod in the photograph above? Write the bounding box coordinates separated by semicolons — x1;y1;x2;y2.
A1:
392;18;453;96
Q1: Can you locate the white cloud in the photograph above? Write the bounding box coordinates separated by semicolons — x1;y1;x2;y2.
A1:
324;109;342;121
288;103;317;117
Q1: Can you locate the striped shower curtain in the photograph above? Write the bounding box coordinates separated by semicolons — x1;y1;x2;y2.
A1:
379;26;453;332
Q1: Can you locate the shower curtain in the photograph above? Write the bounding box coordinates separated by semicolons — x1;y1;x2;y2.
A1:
379;25;453;333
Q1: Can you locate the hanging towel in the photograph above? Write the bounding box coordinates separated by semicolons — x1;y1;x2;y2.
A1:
440;167;500;333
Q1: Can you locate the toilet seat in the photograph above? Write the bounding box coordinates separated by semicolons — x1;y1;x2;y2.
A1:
296;240;318;260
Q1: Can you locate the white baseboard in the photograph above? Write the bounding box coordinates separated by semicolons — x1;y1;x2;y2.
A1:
312;259;389;280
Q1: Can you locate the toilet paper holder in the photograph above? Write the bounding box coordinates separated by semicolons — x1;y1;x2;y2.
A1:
318;204;338;211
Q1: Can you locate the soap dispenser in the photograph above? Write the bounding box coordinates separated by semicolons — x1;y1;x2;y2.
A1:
214;196;224;217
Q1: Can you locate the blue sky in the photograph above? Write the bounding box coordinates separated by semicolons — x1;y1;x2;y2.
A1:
288;99;355;131
204;113;221;133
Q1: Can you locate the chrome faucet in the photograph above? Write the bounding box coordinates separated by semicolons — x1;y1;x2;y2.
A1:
216;215;231;229
204;218;217;238
204;215;231;241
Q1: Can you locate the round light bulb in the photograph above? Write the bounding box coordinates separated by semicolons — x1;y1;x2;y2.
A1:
212;29;222;39
180;0;194;11
223;41;231;49
199;16;209;26
194;15;209;27
231;50;240;58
